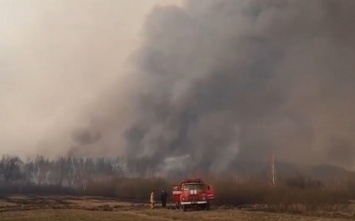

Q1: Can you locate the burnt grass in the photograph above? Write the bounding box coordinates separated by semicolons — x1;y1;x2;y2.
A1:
0;195;148;212
1;174;355;219
0;195;353;220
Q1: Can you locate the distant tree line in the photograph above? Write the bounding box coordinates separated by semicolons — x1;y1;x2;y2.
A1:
1;154;355;212
0;155;125;190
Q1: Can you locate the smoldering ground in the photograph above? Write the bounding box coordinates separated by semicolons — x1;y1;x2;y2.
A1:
64;0;355;175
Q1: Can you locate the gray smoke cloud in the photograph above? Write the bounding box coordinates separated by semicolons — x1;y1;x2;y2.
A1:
69;0;355;174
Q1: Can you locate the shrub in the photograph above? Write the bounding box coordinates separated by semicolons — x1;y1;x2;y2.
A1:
0;174;350;214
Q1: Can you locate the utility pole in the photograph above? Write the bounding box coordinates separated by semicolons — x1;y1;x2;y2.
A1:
269;154;277;187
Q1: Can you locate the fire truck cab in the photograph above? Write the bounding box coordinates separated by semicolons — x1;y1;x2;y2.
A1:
172;178;215;211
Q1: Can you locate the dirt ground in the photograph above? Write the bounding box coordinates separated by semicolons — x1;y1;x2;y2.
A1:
0;196;353;221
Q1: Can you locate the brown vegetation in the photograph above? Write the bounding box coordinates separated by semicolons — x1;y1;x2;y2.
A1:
0;196;353;221
1;175;353;217
213;176;350;213
1;155;355;218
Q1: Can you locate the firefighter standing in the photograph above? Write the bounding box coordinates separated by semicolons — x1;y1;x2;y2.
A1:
160;190;168;208
150;190;155;209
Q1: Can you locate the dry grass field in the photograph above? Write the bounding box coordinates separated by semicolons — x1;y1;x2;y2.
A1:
0;196;353;221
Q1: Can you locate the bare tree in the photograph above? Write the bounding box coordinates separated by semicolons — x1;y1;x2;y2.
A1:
0;155;23;183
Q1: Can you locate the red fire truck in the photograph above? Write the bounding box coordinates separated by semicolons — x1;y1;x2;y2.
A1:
172;178;215;211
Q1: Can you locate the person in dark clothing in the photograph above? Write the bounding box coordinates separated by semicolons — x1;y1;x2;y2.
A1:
160;190;168;208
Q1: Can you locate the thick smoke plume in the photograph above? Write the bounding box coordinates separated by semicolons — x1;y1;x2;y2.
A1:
70;0;355;175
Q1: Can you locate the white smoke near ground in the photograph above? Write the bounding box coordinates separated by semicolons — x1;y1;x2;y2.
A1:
155;154;192;178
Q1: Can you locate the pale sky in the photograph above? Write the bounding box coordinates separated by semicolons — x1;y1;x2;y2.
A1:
0;0;183;157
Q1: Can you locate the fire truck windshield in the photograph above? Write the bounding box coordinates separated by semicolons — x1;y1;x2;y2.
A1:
182;184;205;191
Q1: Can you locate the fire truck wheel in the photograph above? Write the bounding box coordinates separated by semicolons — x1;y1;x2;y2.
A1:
180;205;186;212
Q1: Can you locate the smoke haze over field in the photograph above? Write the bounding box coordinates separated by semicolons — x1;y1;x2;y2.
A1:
2;0;355;175
0;0;182;158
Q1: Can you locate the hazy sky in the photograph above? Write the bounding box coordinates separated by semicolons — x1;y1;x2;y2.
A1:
0;0;182;157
